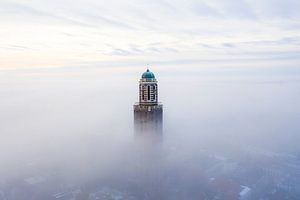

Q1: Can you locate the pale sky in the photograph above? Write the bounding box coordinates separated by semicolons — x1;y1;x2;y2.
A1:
0;0;300;70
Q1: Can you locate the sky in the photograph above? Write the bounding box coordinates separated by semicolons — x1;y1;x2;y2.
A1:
0;0;300;70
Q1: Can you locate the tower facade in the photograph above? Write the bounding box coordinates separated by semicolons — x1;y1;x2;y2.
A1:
139;69;158;105
134;69;163;135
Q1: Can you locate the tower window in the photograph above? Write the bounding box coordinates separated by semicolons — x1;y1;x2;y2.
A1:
141;86;145;100
147;85;150;100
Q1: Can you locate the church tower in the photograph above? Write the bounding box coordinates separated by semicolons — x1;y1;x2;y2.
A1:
134;69;163;135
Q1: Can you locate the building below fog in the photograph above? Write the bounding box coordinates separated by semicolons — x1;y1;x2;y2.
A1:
134;69;163;136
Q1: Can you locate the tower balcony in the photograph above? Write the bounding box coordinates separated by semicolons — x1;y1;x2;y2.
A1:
133;103;163;112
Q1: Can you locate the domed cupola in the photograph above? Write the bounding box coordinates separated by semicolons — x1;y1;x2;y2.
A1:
142;69;155;79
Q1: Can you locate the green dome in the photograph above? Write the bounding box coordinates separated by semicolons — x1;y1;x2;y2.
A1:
142;69;155;79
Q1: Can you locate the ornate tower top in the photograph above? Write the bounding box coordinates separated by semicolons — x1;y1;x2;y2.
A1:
139;69;158;105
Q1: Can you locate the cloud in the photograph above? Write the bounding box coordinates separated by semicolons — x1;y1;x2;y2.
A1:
240;36;300;46
222;43;236;48
2;45;33;51
0;0;300;69
253;0;300;19
0;1;95;27
219;0;257;19
190;2;222;17
0;1;136;29
106;48;132;56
